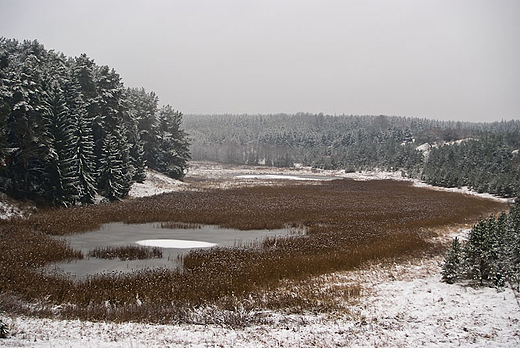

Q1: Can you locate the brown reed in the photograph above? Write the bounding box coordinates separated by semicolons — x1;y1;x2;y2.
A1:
88;245;163;260
0;179;507;324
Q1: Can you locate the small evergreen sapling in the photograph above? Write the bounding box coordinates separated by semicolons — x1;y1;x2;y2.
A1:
442;237;463;284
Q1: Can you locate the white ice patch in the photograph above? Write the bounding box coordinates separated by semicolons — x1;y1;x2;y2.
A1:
136;239;216;249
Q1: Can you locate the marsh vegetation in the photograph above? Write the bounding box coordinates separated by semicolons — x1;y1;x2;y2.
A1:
0;178;507;324
88;245;163;261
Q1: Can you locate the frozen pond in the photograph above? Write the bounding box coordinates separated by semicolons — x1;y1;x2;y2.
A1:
50;223;297;278
235;174;337;181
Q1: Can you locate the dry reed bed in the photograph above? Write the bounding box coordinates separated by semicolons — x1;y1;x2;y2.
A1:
88;245;163;261
0;179;507;323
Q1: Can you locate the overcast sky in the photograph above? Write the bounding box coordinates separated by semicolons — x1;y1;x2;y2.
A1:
1;0;519;122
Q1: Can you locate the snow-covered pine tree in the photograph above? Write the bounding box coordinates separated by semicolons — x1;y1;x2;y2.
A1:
463;217;498;285
0;42;12;163
94;65;133;194
72;54;102;168
154;105;190;179
127;87;159;170
3;45;50;199
71;54;97;102
120;92;146;182
489;212;509;286
61;59;99;204
68;105;97;204
442;237;463;284
41;82;76;206
125;113;146;183
498;198;520;290
98;131;130;201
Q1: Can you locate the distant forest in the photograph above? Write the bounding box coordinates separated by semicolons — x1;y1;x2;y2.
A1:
184;113;520;197
0;38;190;205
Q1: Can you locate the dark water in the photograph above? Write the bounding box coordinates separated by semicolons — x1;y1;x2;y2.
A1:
49;223;297;278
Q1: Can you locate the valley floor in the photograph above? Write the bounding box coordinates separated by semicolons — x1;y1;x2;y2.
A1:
1;162;518;347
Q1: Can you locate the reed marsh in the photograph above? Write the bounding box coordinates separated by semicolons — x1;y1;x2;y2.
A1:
0;178;507;324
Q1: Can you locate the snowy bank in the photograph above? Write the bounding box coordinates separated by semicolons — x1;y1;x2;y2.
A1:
3;247;519;347
0;193;35;220
128;169;186;198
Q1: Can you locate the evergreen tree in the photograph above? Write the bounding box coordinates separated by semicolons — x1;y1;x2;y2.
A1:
154;105;190;179
120;92;146;182
442;237;463;284
442;198;520;294
0;42;12;163
126;116;146;182
3;46;51;199
98;132;130;201
127;87;159;168
68;106;97;204
1;39;195;205
464;218;494;285
499;198;520;288
41;82;75;206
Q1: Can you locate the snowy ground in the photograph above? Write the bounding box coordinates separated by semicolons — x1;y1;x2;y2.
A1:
1;162;518;347
128;169;188;198
0;193;36;220
3;246;519;347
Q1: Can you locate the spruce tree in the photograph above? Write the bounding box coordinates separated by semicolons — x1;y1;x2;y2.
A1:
127;87;159;169
154;105;190;179
41;83;74;206
4;49;50;199
442;237;463;284
464;217;496;285
68;106;97;204
98;131;129;201
121;93;146;182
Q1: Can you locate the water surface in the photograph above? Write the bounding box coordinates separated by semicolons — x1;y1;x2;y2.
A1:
50;223;295;278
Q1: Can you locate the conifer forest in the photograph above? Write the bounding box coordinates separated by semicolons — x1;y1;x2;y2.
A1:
0;38;190;206
184;113;520;197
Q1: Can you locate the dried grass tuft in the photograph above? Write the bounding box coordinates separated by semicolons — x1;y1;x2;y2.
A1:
88;245;163;260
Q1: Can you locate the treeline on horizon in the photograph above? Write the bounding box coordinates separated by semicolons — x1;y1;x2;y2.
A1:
183;113;520;197
0;38;190;206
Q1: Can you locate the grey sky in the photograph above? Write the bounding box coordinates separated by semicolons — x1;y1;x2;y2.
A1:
1;0;519;122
